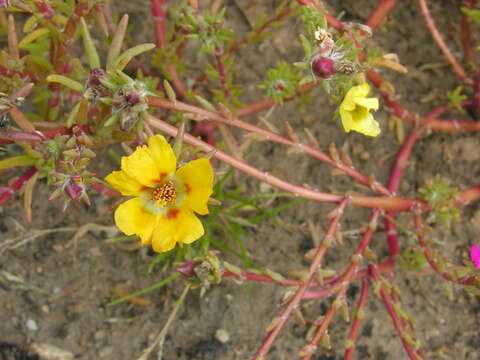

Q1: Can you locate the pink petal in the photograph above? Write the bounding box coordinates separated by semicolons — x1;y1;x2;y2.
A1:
471;244;480;269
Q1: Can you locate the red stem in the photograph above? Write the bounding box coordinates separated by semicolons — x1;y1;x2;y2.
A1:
0;168;38;205
368;69;480;131
368;264;419;360
384;128;422;258
251;199;350;360
384;106;449;258
151;0;166;47
414;212;478;286
460;0;477;63
236;81;318;118
303;259;395;299
417;0;473;86
343;279;369;360
214;45;230;98
301;211;380;360
150;0;186;97
366;0;396;30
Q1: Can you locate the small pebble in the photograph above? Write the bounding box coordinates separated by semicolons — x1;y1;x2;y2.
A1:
41;305;50;314
26;318;39;332
360;150;370;161
215;329;230;344
53;244;64;253
98;346;114;358
52;286;61;295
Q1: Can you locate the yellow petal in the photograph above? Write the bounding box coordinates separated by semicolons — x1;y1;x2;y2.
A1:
151;208;204;253
339;107;354;133
351;114;381;137
114;198;157;245
148;135;177;176
356;97;379;111
352;83;371;98
177;158;214;215
121;145;162;187
340;90;357;112
105;170;143;196
342;83;371;112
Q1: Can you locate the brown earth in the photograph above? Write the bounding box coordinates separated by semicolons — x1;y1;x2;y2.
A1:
0;0;479;360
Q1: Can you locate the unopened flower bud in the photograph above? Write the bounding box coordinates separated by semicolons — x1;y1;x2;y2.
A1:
88;68;106;87
65;181;83;201
176;261;198;277
311;56;335;79
125;91;140;106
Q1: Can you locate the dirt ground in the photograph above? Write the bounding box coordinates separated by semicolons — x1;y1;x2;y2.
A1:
1;0;479;359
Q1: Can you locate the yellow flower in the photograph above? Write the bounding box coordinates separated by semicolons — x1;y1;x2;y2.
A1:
339;83;380;137
105;135;214;253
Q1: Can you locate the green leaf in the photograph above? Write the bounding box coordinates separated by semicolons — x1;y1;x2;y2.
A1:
114;43;156;71
447;86;467;114
0;155;36;170
194;95;216;112
46;75;84;92
462;7;480;25
107;272;180;306
18;27;49;49
107;14;129;71
79;17;101;69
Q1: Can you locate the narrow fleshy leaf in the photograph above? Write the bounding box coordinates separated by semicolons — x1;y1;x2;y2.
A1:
8;15;19;59
104;112;120;127
0;155;36;170
75;98;89;125
46;75;84;92
163;80;176;101
23;15;39;33
194;95;216;112
94;3;110;37
106;14;128;70
66;102;80;128
173;119;185;158
9;107;36;132
23;171;39;223
18;27;49;49
80;17;101;69
114;43;155;71
11;83;34;99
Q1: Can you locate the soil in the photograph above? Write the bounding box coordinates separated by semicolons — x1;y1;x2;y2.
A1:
1;0;479;360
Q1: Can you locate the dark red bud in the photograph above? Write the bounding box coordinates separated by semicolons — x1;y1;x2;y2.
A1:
65;179;83;201
125;92;140;106
88;68;106;87
176;261;198;277
311;56;335;78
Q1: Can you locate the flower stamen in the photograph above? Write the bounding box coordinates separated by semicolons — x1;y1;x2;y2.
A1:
152;181;177;205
